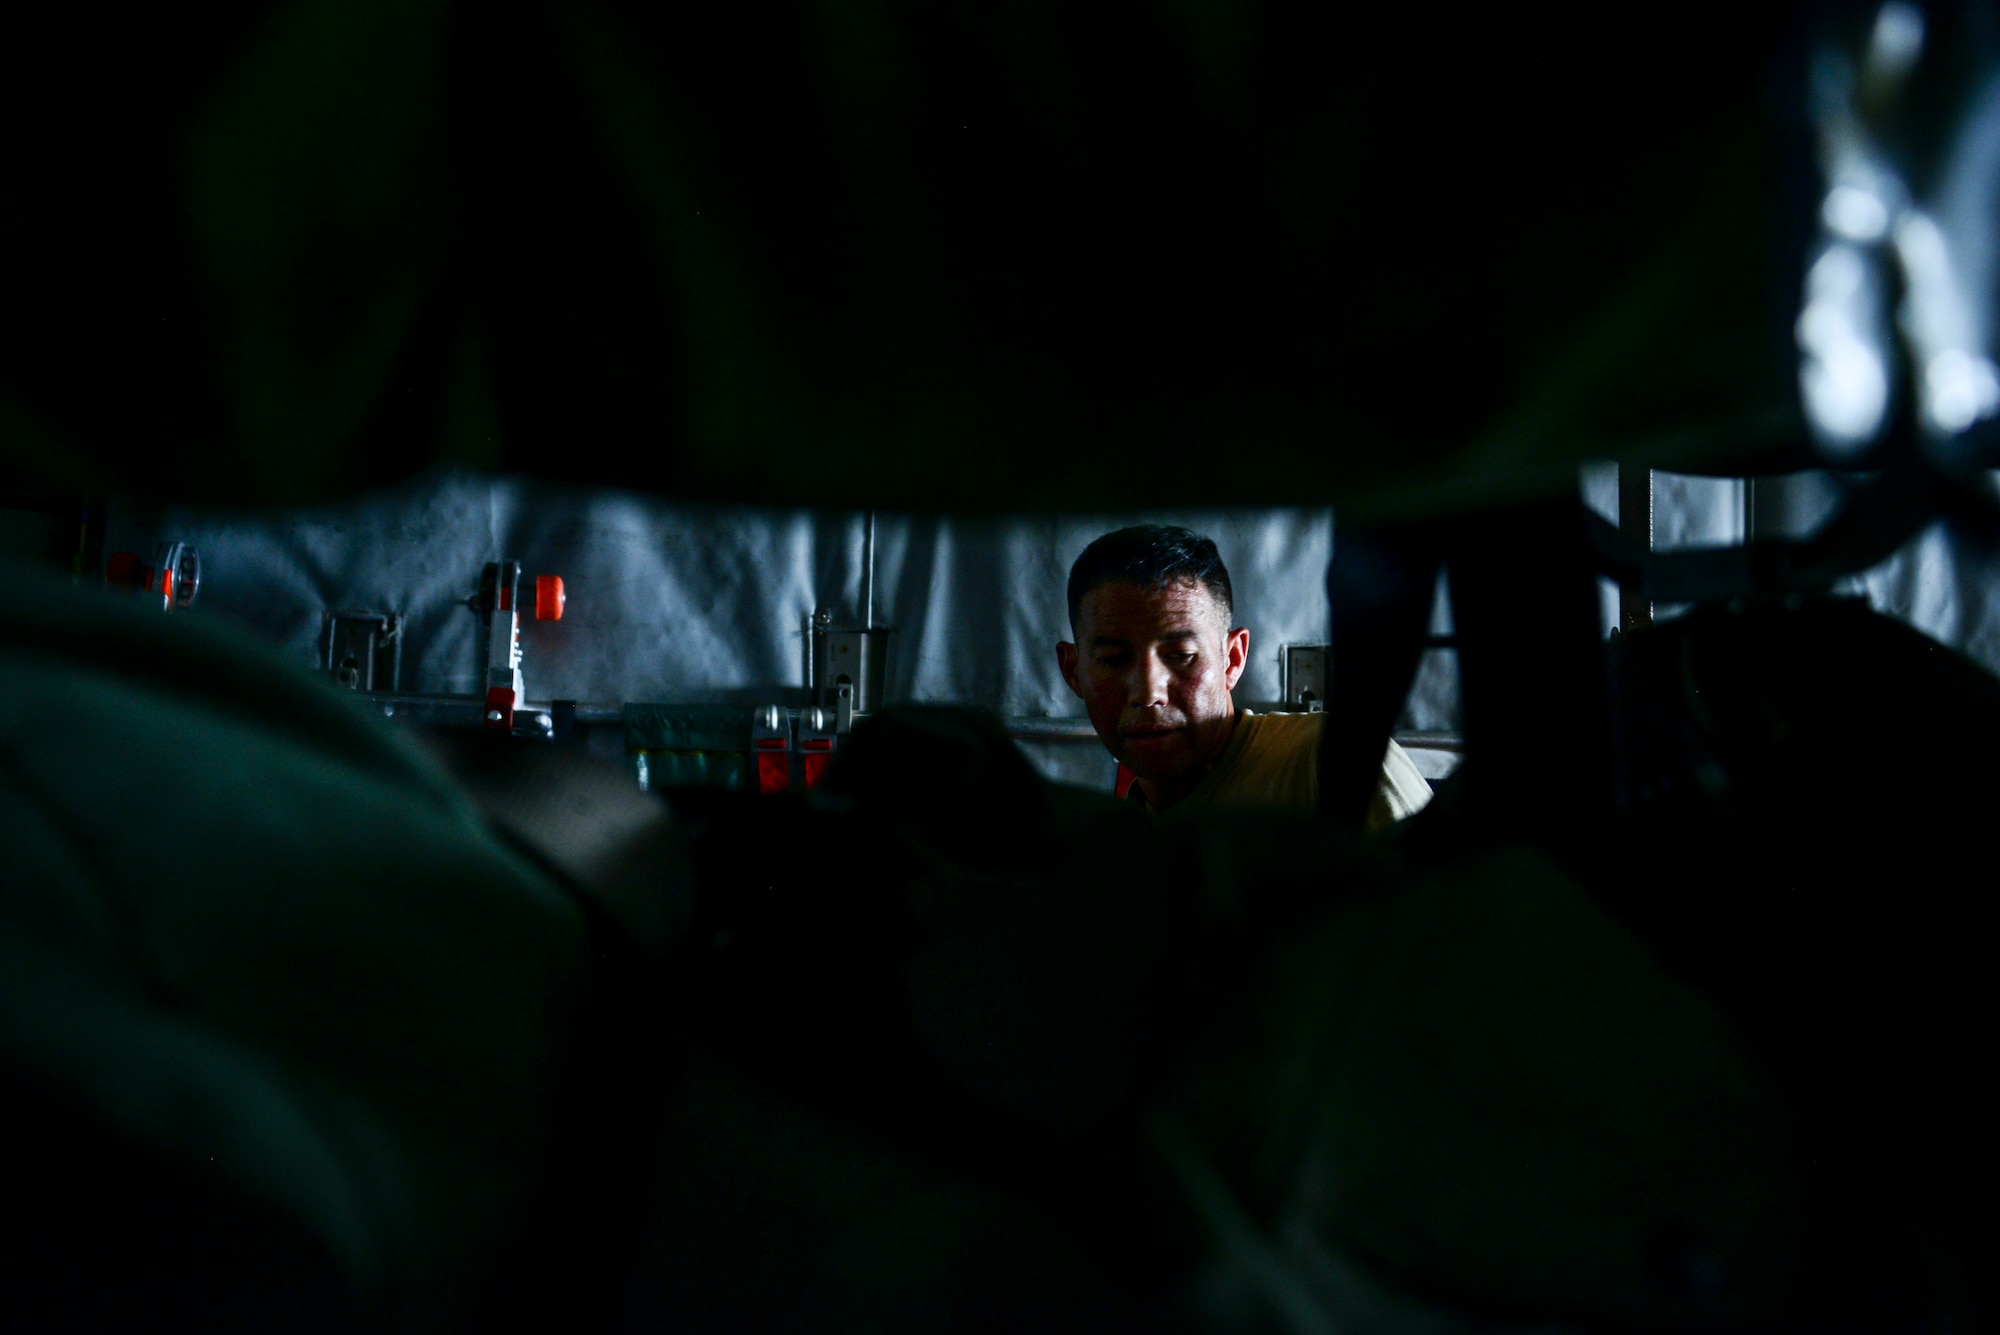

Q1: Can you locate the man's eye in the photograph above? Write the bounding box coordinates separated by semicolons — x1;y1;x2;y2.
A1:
1165;652;1197;666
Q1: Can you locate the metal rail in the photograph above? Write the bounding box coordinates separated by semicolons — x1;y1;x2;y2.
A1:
358;692;622;730
355;692;1466;756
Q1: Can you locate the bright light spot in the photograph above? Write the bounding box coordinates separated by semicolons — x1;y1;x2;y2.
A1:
1868;3;1926;81
1924;349;2000;432
1799;242;1891;454
1808;244;1866;301
1894;209;1968;354
1797;300;1850;349
1801;329;1891;453
1890;209;1996;433
1823;183;1891;240
1893;211;1952;289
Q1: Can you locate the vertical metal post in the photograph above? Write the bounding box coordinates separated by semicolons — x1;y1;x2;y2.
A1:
804;613;818;694
861;511;877;631
1618;464;1653;632
816;517;891;727
482;560;524;730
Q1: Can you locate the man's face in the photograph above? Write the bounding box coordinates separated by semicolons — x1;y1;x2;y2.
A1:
1057;578;1249;790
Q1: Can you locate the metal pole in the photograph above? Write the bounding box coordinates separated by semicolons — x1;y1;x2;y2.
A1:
861;511;876;630
803;613;816;693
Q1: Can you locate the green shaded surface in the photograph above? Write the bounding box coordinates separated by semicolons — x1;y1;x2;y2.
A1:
637;749;751;792
623;702;754;752
0;561;592;1329
626;703;755;791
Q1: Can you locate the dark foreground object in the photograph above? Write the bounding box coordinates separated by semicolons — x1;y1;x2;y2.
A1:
2;565;1996;1331
2;4;1808;514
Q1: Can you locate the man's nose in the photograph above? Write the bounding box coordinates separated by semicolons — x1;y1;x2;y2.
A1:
1126;653;1170;707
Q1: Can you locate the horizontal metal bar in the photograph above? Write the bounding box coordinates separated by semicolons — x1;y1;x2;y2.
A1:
351;694;1468;757
355;692;622;726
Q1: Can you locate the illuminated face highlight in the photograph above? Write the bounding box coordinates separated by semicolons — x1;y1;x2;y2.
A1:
1056;578;1249;808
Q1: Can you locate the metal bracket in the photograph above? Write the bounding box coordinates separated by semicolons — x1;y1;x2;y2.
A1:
1283;644;1329;712
470;558;568;732
478;560;525;730
812;617;892;727
322;611;401;692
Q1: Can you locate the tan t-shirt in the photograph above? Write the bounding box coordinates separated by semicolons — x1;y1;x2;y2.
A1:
1129;710;1432;832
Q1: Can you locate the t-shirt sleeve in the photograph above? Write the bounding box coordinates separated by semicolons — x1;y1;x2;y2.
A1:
1365;738;1435;832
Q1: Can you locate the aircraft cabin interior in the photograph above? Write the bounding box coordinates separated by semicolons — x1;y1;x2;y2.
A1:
5;4;2000;1332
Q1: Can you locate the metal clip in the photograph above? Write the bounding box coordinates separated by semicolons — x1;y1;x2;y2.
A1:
323;611;401;691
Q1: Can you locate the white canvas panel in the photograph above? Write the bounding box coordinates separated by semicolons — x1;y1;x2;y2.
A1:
108;475;1335;726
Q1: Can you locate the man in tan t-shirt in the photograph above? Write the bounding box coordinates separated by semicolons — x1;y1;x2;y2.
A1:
1055;525;1430;831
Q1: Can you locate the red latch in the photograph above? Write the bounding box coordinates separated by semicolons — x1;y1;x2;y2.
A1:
535;575;566;621
485;685;516;730
756;750;789;794
497;585;512;612
799;735;833;789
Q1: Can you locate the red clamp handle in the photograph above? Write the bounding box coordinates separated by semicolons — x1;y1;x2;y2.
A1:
535;575;566;621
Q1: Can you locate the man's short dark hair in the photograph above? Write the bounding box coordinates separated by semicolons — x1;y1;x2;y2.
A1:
1066;525;1234;632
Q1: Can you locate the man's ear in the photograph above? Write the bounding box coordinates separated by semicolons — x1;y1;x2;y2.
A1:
1056;640;1082;698
1223;626;1250;691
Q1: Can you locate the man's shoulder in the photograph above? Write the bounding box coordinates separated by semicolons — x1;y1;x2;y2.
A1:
1205;710;1321;811
1238;709;1324;760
